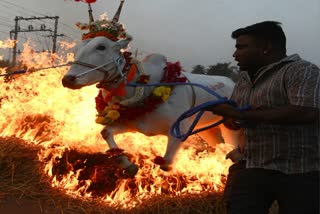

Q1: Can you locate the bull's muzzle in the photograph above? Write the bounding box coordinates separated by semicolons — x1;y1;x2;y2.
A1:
62;75;77;89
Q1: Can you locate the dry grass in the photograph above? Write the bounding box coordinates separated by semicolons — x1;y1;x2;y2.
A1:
0;137;280;214
0;137;226;214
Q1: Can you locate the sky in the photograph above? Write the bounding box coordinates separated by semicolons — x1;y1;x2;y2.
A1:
0;0;319;71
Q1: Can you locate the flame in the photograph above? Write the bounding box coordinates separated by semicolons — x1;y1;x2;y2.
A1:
0;39;16;49
0;38;232;208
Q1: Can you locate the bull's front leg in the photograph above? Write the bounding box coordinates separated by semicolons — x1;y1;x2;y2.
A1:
154;118;187;171
100;127;138;177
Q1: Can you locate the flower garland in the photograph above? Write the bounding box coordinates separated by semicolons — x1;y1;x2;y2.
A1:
95;61;187;126
76;19;128;41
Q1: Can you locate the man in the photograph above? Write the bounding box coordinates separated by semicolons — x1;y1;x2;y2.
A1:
208;21;319;214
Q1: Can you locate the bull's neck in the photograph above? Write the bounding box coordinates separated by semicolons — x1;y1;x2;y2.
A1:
96;52;132;89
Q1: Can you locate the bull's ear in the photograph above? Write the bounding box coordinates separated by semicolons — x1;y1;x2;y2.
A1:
116;39;131;50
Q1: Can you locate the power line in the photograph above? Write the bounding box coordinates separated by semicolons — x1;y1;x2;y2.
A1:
0;0;47;17
0;22;12;28
11;16;64;64
0;30;9;35
0;15;11;22
0;2;35;19
0;0;79;40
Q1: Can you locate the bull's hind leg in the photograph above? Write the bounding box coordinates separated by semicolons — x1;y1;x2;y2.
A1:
100;127;138;177
197;127;223;149
199;125;245;162
160;136;183;171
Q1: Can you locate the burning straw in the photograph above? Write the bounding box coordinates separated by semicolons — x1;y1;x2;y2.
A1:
0;137;226;213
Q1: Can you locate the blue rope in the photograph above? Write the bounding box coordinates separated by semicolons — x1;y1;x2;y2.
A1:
171;99;236;141
126;82;250;141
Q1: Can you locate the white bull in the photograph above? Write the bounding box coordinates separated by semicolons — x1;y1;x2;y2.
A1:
62;36;238;177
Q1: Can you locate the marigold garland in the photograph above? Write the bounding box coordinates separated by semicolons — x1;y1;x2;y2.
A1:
95;61;186;126
77;20;128;41
95;83;171;125
82;31;118;41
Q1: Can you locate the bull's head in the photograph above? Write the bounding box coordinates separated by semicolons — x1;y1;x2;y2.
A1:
62;37;131;89
62;0;130;89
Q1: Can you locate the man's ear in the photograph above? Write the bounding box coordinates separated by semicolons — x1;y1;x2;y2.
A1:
262;41;273;54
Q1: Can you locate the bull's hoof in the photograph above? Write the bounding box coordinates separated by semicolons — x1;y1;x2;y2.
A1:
160;164;172;171
123;163;139;178
154;156;166;165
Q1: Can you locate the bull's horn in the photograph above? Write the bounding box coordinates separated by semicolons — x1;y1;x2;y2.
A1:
112;0;125;23
88;3;94;24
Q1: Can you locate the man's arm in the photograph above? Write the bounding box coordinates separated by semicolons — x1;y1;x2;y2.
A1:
208;104;319;125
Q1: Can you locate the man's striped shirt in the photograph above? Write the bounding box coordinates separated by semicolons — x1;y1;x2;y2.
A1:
231;54;320;174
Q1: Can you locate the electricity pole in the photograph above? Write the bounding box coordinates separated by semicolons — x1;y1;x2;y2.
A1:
10;16;64;65
11;16;19;66
52;16;59;54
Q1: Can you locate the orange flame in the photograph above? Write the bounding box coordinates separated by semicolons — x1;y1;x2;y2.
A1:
0;38;232;208
0;39;16;49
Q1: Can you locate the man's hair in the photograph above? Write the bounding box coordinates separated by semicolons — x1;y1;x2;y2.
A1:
231;21;286;53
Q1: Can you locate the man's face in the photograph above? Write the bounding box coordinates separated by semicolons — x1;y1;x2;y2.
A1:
233;35;264;72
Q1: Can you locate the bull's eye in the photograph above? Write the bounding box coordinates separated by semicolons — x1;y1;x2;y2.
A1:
96;45;106;51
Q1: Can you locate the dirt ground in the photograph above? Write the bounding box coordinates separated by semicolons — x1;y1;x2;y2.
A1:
0;197;60;214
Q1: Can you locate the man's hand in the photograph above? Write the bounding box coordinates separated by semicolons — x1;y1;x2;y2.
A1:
206;104;244;120
223;118;241;130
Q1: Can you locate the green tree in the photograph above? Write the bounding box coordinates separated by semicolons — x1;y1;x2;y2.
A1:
191;62;240;82
191;64;206;74
206;62;232;76
206;62;239;82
